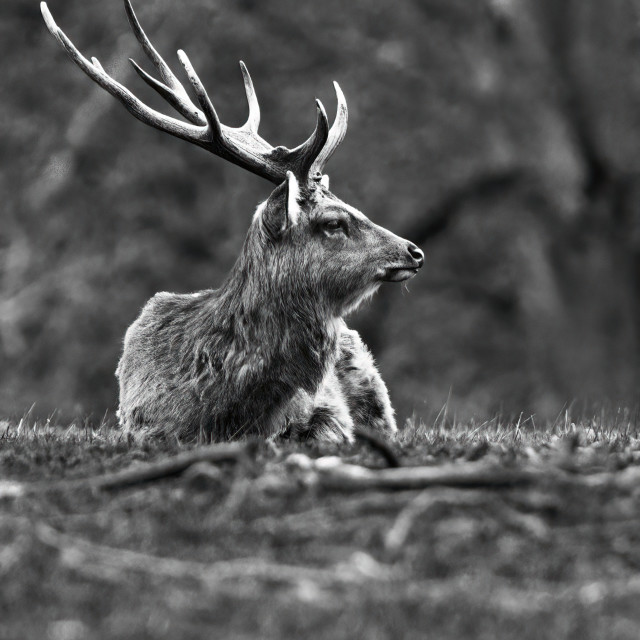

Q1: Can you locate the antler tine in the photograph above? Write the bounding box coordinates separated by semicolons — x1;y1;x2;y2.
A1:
91;56;104;72
177;50;224;143
286;100;330;180
40;2;201;143
239;61;260;133
123;0;172;86
310;81;348;177
123;0;205;126
128;58;204;126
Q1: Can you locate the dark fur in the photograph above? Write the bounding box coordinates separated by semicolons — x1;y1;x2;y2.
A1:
117;179;422;441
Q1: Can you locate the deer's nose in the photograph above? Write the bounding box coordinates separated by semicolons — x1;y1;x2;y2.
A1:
407;242;424;268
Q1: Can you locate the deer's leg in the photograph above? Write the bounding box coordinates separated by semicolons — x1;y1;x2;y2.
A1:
280;371;355;443
336;327;397;436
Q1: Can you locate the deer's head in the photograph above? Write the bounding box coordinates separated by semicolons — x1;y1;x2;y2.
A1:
41;0;423;315
253;173;423;314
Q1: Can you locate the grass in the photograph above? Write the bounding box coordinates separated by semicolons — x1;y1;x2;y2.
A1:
1;413;640;640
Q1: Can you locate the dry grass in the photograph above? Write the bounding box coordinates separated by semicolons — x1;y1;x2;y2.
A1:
1;412;640;639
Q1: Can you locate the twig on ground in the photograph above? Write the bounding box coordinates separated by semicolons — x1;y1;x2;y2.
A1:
1;441;249;498
353;427;401;468
384;489;492;555
307;459;538;491
76;440;249;491
296;456;640;492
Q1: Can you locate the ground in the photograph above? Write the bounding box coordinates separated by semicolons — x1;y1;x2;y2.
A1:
1;414;640;640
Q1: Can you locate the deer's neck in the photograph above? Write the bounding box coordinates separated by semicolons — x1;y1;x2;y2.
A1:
195;251;340;396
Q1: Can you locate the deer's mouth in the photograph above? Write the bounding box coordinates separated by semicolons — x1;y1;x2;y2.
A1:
381;266;420;282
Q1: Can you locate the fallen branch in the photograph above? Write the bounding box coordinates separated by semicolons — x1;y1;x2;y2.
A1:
0;441;249;498
302;457;640;492
304;458;538;492
353;427;401;468
81;441;249;491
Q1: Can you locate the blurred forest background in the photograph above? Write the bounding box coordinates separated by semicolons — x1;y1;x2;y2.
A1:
1;0;640;424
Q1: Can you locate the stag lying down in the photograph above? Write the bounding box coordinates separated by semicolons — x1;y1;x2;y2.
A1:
41;0;424;442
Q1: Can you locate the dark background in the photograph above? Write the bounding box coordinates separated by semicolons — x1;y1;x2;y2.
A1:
2;0;639;424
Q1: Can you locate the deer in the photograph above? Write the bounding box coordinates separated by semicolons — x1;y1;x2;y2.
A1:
41;0;424;443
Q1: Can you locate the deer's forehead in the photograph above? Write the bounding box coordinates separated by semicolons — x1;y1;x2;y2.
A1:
341;202;369;222
309;192;368;222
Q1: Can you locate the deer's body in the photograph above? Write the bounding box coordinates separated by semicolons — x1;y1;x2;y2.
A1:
117;190;398;441
117;292;392;441
43;0;423;442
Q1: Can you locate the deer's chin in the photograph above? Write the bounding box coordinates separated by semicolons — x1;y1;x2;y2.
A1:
381;267;420;283
339;282;382;316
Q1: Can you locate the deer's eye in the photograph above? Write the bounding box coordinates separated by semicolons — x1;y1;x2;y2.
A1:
322;219;346;235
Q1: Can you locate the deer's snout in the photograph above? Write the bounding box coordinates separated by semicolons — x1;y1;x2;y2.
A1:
377;237;425;283
407;242;424;268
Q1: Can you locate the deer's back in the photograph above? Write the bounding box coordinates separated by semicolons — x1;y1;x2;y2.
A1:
116;289;319;440
116;290;220;439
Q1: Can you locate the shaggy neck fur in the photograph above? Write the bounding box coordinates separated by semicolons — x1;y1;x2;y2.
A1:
183;222;341;440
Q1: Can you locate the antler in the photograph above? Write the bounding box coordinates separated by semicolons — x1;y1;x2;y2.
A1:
40;0;348;185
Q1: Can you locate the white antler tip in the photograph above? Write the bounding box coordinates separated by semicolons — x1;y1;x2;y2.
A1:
40;2;55;27
177;50;191;72
333;81;347;116
315;99;327;117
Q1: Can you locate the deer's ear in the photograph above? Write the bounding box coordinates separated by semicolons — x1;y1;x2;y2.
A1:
261;171;301;238
285;171;301;225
